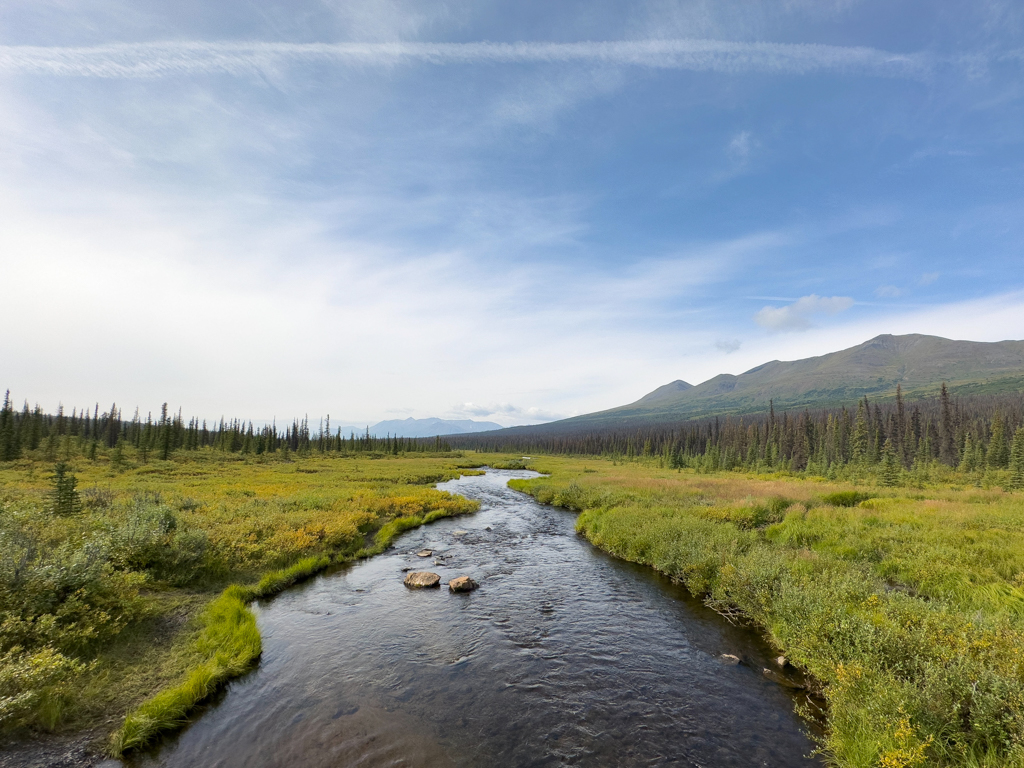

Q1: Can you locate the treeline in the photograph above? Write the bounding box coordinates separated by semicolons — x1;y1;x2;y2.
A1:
450;385;1024;483
0;392;452;462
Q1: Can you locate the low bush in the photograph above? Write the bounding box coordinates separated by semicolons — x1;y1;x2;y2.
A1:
514;460;1024;767
821;490;874;507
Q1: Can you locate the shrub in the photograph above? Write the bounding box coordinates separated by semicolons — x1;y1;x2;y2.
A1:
822;490;874;507
108;502;209;585
0;646;85;729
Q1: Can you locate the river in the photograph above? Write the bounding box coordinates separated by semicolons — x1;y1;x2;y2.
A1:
133;469;821;767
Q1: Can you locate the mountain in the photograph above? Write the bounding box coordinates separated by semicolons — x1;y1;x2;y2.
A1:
338;417;504;438
501;334;1024;433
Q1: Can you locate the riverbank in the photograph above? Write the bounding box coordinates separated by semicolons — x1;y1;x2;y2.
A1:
0;451;480;757
508;457;1024;768
127;467;820;768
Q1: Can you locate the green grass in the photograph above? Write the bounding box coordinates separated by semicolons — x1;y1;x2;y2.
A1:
508;456;1024;768
108;517;478;755
110;586;261;755
0;450;480;749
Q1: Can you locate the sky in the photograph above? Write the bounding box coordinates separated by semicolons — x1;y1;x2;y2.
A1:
1;0;1023;427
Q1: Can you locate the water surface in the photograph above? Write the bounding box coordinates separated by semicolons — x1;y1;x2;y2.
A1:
136;469;821;767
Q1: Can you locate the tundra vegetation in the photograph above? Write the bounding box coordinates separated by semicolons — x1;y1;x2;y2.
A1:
510;453;1024;768
4;388;1024;767
0;397;479;755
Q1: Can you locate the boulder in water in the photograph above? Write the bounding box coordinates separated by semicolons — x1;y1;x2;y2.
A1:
448;576;478;593
404;571;441;588
416;549;433;557
718;654;741;665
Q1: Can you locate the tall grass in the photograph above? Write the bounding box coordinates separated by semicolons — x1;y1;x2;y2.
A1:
0;451;482;741
110;585;261;755
510;458;1024;768
107;490;479;755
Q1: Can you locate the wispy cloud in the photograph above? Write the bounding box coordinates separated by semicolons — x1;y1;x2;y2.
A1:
874;284;903;298
0;39;935;79
727;130;757;160
450;402;567;425
754;294;855;332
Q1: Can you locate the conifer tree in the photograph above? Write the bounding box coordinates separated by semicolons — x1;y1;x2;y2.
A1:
51;461;81;515
0;390;19;461
939;383;956;465
987;412;1009;469
852;400;869;463
1011;427;1024;490
960;433;977;472
880;439;900;486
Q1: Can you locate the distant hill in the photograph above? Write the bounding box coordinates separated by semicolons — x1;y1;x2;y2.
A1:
338;417;504;438
492;334;1024;433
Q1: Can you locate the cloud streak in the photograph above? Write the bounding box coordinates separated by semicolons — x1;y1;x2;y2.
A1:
754;294;854;332
0;39;934;79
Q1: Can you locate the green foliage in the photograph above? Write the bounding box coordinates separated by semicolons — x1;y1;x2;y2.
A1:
514;460;1024;767
107;502;210;586
50;462;81;516
490;458;531;470
1011;428;1024;491
109;586;261;755
0;647;85;728
0;451;481;743
821;491;874;507
252;556;330;598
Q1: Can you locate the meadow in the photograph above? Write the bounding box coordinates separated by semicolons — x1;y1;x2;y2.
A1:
0;447;480;754
509;456;1024;768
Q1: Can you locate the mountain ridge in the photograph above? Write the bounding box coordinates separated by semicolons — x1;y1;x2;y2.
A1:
473;334;1024;435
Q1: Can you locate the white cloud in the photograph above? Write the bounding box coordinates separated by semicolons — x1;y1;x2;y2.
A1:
0;39;935;80
449;402;568;425
754;294;855;332
874;284;903;298
727;130;756;160
715;338;742;353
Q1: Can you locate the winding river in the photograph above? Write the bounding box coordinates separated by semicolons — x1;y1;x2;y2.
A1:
133;469;821;767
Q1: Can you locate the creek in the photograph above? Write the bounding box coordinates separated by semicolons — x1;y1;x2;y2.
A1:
134;469;821;767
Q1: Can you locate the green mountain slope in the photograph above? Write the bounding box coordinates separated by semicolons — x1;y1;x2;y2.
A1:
547;334;1024;430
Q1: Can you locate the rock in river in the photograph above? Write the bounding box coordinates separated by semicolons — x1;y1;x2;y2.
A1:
416;549;433;557
404;571;441;589
448;576;478;593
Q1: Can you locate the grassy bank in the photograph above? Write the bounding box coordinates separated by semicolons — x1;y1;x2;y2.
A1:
508;457;1024;768
0;450;480;753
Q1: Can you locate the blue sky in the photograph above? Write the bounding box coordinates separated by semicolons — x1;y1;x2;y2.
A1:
1;1;1022;426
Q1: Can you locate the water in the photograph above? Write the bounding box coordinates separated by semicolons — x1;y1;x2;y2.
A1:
135;470;821;768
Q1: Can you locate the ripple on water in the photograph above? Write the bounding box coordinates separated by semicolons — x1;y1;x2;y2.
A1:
130;469;821;768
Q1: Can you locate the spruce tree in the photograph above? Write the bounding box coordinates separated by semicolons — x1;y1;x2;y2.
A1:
1011;427;1024;490
51;461;81;515
959;433;977;473
939;383;956;465
880;439;900;486
0;390;19;461
852;400;869;463
987;412;1009;469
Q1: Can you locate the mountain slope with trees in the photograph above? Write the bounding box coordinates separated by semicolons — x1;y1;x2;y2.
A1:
539;334;1024;430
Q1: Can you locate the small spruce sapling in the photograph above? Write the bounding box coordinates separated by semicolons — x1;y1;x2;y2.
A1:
51;461;81;516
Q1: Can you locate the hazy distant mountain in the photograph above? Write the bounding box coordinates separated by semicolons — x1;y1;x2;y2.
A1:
337;417;504;438
494;334;1024;433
